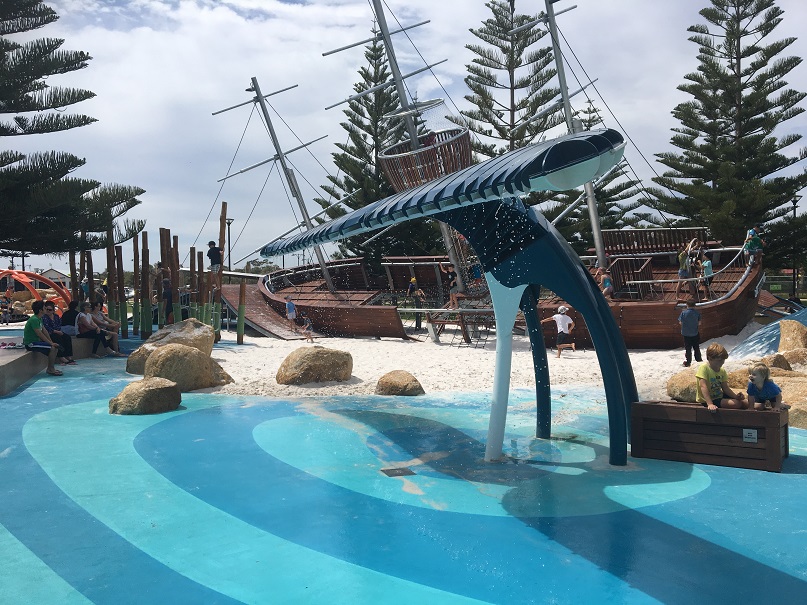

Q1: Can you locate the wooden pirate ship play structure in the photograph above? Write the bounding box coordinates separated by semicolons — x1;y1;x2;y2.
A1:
215;0;761;352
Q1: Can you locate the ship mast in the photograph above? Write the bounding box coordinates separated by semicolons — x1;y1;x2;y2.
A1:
248;78;336;293
370;0;465;287
544;0;608;269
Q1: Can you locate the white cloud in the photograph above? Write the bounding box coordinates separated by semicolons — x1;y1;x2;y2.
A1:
10;0;807;273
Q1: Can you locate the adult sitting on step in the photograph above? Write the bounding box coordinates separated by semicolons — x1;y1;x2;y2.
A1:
91;300;121;333
23;300;63;376
77;302;124;358
42;301;76;365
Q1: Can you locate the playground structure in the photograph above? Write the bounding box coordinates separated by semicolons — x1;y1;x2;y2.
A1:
0;269;73;316
259;128;638;466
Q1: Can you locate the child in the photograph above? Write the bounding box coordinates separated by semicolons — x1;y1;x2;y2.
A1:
540;305;576;358
300;312;314;343
678;299;701;367
747;363;789;411
599;269;613;298
695;343;747;412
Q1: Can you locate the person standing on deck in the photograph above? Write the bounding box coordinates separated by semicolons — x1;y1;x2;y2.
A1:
700;252;714;297
439;263;459;309
674;243;691;298
207;241;223;292
285;296;298;333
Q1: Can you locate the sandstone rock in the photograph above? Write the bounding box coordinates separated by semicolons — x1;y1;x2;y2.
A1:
144;343;233;392
666;368;699;402
276;346;352;385
375;370;425;396
790;407;807;430
126;343;159;375
127;318;215;375
10;290;32;302
759;353;792;371
109;377;181;415
782;348;807;368
778;320;807;352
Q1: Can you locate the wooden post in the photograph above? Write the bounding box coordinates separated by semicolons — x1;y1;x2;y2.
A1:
237;279;246;345
172;235;180;320
132;236;140;336
189;246;197;319
198;250;210;325
156;228;167;328
213;202;227;338
79;231;87;297
115;245;128;339
86;252;95;306
68;250;79;303
140;232;151;339
106;228;116;320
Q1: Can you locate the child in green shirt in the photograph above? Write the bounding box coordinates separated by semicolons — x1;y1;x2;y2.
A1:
695;343;747;412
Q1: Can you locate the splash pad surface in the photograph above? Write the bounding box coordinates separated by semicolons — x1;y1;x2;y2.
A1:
2;359;807;604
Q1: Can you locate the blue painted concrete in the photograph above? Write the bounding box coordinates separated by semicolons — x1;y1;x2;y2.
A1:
1;356;807;603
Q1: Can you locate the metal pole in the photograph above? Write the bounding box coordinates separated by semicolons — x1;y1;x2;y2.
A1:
226;218;234;272
371;0;464;290
545;0;607;269
250;76;336;294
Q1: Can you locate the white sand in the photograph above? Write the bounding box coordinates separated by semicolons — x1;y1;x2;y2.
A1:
210;322;764;401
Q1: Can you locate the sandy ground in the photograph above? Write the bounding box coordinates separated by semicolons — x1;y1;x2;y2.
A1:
209;322;765;401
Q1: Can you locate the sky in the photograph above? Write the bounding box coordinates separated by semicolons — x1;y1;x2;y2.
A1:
9;0;807;275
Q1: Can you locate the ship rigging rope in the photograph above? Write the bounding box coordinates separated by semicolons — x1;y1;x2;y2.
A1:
183;103;257;266
379;0;484;148
229;161;278;254
554;25;677;227
264;97;364;234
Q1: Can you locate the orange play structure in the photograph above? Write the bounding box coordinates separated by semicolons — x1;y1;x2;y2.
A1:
1;269;72;314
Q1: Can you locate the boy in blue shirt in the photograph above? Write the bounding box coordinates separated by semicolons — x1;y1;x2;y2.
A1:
678;299;702;367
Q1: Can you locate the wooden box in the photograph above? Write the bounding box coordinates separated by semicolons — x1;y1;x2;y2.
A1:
631;401;789;472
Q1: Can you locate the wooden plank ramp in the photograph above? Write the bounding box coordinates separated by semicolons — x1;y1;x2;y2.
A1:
220;284;306;340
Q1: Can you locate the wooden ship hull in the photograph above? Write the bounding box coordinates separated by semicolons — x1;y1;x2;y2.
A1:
233;231;762;350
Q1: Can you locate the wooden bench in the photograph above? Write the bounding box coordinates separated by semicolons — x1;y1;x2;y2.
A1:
631;401;789;472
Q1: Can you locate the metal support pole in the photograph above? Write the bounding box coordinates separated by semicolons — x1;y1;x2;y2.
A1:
371;0;464;288
226;218;234;273
545;0;607;269
250;77;336;294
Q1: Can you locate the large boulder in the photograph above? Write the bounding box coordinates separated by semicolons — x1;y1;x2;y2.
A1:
109;377;181;415
127;318;215;374
759;353;792;371
276;346;352;385
782;348;807;369
779;320;807;352
666;368;699;402
375;370;425;396
144;343;233;392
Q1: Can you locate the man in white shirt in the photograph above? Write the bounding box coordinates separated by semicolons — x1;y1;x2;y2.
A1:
541;305;576;358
